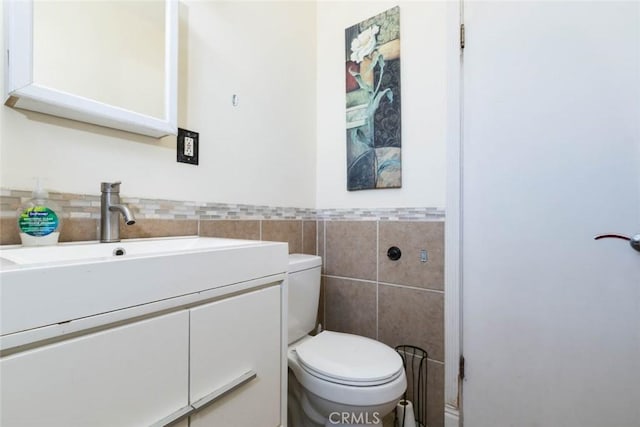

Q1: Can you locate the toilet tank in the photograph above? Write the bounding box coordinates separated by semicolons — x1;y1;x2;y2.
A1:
288;254;322;344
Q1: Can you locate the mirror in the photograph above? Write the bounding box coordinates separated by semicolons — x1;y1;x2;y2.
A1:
3;0;177;138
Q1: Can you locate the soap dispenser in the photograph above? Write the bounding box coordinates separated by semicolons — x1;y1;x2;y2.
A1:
16;179;63;246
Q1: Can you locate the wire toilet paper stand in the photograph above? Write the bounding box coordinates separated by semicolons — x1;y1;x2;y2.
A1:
395;345;428;427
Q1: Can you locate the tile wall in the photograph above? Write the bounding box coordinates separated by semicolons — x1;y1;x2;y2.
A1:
0;189;444;426
318;220;445;427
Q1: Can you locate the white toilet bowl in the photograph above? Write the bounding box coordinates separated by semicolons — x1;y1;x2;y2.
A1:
286;254;406;427
287;332;406;427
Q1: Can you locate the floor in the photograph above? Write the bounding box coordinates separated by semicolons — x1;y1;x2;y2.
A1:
383;412;395;427
385;411;427;427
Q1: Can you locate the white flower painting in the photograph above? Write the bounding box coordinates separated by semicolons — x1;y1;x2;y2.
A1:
350;25;380;63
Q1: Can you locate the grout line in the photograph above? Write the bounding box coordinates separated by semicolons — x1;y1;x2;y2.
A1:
323;221;328;274
377;281;445;295
322;274;377;285
321;275;444;294
397;348;445;365
323;220;327;328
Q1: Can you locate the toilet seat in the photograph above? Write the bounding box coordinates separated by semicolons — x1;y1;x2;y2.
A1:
295;331;404;387
288;335;407;407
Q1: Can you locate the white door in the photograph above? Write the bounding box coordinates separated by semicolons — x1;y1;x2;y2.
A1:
461;2;639;426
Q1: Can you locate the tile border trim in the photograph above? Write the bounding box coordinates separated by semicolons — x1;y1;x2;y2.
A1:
1;189;445;221
317;207;445;221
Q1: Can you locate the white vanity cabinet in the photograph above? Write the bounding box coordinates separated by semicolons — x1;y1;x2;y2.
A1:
0;311;190;427
0;284;285;427
189;285;282;427
0;237;288;427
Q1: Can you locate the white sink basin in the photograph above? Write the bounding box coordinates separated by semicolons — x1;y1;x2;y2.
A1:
0;236;257;266
0;236;288;345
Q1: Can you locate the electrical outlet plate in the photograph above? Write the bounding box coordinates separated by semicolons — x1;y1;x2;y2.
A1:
177;128;199;165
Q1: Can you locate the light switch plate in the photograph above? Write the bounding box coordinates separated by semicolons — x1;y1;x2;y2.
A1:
177;128;199;165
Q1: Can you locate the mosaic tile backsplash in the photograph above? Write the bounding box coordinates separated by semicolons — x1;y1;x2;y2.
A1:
1;188;443;222
0;189;317;221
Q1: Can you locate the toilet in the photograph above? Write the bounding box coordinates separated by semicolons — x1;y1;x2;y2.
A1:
287;254;406;427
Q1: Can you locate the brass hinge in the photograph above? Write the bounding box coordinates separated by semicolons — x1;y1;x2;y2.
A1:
460;24;465;50
459;355;465;380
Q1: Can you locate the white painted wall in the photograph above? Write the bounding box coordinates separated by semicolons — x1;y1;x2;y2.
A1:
0;1;317;208
2;0;448;210
316;0;448;209
462;1;640;426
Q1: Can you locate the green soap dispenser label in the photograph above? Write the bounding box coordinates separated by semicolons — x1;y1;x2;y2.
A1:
18;206;59;237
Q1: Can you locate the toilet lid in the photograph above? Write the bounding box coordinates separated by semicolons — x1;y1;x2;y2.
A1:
295;331;403;385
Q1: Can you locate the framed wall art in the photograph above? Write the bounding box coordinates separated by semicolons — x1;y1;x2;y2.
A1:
345;6;401;191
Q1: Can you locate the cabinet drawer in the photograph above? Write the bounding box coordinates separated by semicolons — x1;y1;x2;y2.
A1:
189;285;281;427
0;311;189;427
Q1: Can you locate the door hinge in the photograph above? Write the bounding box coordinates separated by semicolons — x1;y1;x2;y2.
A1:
459;355;465;380
460;24;465;50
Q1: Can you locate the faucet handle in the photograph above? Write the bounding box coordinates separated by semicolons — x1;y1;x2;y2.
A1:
101;181;122;192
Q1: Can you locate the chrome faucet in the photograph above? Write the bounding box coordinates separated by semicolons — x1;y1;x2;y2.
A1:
100;182;136;243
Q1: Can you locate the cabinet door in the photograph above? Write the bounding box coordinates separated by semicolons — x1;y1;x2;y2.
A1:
0;311;189;427
190;286;281;427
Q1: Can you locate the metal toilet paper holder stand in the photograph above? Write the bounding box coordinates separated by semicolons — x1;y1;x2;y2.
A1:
395;345;428;427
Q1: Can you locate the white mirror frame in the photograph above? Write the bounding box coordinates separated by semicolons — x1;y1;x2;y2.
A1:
3;0;178;138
